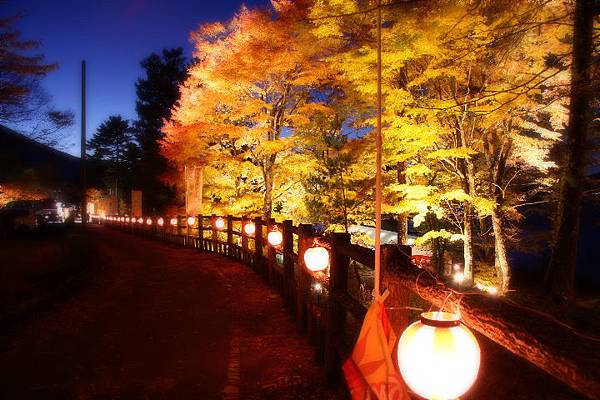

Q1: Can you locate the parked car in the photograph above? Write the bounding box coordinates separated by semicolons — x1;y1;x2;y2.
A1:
0;199;64;232
0;200;39;232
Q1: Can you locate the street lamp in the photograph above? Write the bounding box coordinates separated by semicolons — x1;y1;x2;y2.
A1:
304;244;329;272
397;311;480;400
267;226;283;247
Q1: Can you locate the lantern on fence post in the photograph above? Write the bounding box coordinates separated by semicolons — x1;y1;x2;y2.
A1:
170;217;178;227
187;216;196;226
244;220;256;236
157;217;164;227
215;217;225;230
267;225;283;247
146;218;152;225
397;311;480;400
137;217;143;224
303;241;329;272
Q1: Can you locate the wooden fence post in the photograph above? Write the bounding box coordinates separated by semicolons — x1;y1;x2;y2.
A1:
267;218;276;285
227;215;234;258
211;214;218;252
381;244;412;335
282;220;294;307
241;217;249;265
325;232;351;382
297;224;314;333
254;217;264;275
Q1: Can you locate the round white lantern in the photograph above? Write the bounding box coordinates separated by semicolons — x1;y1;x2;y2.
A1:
146;218;152;225
303;245;329;272
215;217;225;230
157;217;164;226
244;221;256;236
267;228;283;247
137;217;143;224
397;311;480;400
170;217;178;226
187;216;195;226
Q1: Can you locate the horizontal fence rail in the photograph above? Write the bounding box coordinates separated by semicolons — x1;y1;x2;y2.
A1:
100;214;600;399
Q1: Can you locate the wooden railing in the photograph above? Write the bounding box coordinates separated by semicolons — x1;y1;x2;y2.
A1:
103;215;600;399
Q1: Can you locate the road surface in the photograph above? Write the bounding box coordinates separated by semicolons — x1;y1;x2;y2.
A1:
0;226;341;399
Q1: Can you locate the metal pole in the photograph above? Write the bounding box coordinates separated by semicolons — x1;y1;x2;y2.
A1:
81;60;87;226
374;0;382;299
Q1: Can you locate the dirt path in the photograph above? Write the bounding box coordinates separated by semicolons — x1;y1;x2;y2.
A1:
0;226;341;399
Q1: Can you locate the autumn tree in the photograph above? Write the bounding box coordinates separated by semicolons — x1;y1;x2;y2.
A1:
310;0;570;292
0;13;73;147
163;0;335;220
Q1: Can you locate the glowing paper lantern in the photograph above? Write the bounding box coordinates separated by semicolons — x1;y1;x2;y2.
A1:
126;217;130;223
157;217;164;226
454;272;465;283
215;217;225;230
397;311;480;400
137;217;143;224
146;218;152;225
244;221;256;236
267;228;283;247
303;245;329;272
170;218;178;226
187;216;196;226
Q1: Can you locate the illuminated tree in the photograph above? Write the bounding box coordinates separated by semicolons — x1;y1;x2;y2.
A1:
163;0;335;220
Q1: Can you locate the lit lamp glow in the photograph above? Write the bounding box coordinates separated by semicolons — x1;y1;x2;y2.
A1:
303;245;329;272
137;217;143;224
126;217;130;223
267;227;283;247
397;311;480;400
453;272;465;283
215;217;225;230
157;217;164;226
187;216;196;226
170;218;178;226
244;221;256;236
146;218;152;225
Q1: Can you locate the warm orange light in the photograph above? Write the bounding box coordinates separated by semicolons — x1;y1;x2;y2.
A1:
187;216;195;226
303;245;329;272
157;217;164;226
170;217;178;226
244;221;256;236
215;217;225;230
126;217;130;223
397;312;480;400
267;228;283;247
146;218;152;225
137;217;143;224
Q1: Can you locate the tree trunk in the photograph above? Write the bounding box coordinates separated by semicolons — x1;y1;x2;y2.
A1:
396;161;408;245
262;154;276;221
463;203;474;282
491;210;510;293
546;0;594;303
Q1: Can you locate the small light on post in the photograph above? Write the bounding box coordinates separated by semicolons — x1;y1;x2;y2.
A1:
170;217;178;226
397;311;480;400
215;217;225;230
453;272;465;284
157;217;164;226
187;216;196;226
303;243;329;272
244;221;256;236
267;226;283;247
126;217;130;223
146;218;152;225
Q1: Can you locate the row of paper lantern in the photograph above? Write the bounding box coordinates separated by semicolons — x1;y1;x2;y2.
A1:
105;216;330;273
104;214;480;399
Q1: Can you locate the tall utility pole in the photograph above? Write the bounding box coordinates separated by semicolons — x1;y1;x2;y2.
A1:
81;60;87;225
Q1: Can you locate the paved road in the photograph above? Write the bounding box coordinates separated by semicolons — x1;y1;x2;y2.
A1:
0;226;340;399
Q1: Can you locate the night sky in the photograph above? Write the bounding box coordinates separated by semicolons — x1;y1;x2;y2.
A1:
5;0;267;155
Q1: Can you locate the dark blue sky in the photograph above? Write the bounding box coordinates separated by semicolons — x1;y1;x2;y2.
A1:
6;0;267;155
